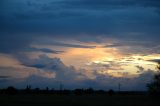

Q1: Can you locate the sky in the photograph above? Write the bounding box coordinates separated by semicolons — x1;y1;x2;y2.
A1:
0;0;160;91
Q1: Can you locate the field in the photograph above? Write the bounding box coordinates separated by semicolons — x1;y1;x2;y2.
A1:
0;94;159;106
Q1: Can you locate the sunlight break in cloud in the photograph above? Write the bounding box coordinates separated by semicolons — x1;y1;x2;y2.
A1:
0;0;160;90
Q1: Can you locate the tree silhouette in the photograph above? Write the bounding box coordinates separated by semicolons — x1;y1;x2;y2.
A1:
147;62;160;96
108;89;114;96
6;86;17;94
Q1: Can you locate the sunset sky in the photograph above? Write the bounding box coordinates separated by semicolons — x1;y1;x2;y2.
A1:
0;0;160;90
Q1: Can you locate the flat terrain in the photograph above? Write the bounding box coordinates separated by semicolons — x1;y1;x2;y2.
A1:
0;94;159;106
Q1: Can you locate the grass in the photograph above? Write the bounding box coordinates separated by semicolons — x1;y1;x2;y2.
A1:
0;94;159;106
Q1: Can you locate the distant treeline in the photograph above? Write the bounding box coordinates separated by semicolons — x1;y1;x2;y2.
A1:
0;86;147;95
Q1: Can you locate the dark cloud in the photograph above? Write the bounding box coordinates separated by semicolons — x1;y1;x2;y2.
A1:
0;0;159;90
0;69;155;91
1;0;160;37
104;41;157;48
0;33;32;53
136;66;145;73
34;40;96;48
23;55;85;81
93;70;155;90
0;0;160;53
0;76;10;79
29;47;64;54
148;59;160;63
49;42;95;48
103;40;160;55
0;54;156;90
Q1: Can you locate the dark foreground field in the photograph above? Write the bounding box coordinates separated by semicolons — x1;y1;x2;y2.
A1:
0;94;159;106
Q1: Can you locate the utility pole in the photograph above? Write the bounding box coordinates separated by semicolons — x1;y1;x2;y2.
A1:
60;83;63;91
118;83;121;92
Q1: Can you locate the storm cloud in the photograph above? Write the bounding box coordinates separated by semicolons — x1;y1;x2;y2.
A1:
0;0;159;90
0;54;155;90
